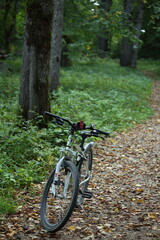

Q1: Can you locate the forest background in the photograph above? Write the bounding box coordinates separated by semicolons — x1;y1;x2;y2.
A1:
0;0;160;214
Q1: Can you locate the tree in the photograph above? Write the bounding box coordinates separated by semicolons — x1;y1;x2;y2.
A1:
131;0;144;67
140;0;160;59
98;0;112;57
19;0;53;120
0;0;20;54
60;0;101;64
120;0;134;67
50;0;64;91
120;0;144;67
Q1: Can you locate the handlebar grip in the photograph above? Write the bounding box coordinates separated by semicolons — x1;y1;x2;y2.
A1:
44;111;58;118
44;111;74;127
97;129;110;136
85;126;110;136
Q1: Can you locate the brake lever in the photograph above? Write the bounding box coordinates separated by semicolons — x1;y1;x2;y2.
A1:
56;118;64;125
91;130;105;140
50;120;56;124
100;136;105;140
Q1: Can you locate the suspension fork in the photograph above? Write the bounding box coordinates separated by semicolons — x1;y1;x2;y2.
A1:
51;157;65;197
79;142;94;186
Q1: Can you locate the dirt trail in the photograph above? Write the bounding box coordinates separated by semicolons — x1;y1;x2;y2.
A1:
0;80;160;240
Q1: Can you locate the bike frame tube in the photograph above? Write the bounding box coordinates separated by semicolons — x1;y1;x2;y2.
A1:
78;142;94;186
52;131;94;196
51;157;65;196
63;172;71;198
66;133;74;148
84;142;94;152
51;156;72;198
54;157;65;178
79;171;91;186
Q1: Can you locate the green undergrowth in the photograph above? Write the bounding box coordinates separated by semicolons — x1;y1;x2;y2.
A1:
138;59;160;80
0;193;16;215
53;58;153;131
0;57;154;215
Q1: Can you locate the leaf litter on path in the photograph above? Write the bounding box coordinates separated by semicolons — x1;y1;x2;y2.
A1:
0;80;160;240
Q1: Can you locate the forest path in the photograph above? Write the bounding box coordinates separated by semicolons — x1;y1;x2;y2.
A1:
1;79;160;240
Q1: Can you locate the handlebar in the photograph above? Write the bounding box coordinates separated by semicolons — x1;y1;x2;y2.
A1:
85;126;110;136
44;111;110;136
44;111;74;128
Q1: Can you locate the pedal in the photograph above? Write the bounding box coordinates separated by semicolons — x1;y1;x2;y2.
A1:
81;190;93;199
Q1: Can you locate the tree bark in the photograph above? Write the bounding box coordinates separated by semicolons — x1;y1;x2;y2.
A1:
120;37;132;66
61;35;72;67
50;0;64;92
120;0;144;68
19;0;53;120
120;0;133;66
131;0;144;68
98;0;112;57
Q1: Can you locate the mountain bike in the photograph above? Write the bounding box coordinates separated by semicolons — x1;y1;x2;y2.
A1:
40;111;109;232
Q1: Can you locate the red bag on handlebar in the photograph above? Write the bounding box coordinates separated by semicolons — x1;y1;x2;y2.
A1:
75;121;86;130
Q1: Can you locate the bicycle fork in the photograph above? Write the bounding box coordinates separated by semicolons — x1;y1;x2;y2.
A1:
79;171;91;187
51;157;70;199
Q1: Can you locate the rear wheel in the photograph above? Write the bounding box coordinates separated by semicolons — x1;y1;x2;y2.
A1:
40;160;79;232
77;146;93;206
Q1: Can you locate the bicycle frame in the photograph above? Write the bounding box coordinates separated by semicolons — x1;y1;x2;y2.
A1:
52;131;94;198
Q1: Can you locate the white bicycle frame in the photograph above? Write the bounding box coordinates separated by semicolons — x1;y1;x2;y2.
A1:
51;132;94;199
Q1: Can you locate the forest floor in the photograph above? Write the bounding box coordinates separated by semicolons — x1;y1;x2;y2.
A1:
0;77;160;240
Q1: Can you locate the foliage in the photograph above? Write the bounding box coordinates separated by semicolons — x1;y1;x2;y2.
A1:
0;195;16;215
62;0;126;59
0;0;25;54
140;0;160;59
62;0;99;58
0;111;65;213
0;0;159;62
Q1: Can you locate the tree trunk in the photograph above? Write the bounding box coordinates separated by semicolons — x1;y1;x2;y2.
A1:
19;0;53;120
120;37;132;66
101;0;112;11
50;0;64;92
98;0;112;57
120;0;144;68
120;0;133;66
130;0;144;68
61;35;72;67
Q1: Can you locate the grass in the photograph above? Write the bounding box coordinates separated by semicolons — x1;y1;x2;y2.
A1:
0;56;155;215
138;59;160;80
52;58;153;131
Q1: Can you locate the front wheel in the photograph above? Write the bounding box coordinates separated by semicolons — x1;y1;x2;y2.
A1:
40;160;79;232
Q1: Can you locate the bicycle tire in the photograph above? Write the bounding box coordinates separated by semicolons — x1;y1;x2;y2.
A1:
77;146;93;206
40;159;79;232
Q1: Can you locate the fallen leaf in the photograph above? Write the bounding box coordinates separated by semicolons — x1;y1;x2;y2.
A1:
67;225;76;231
